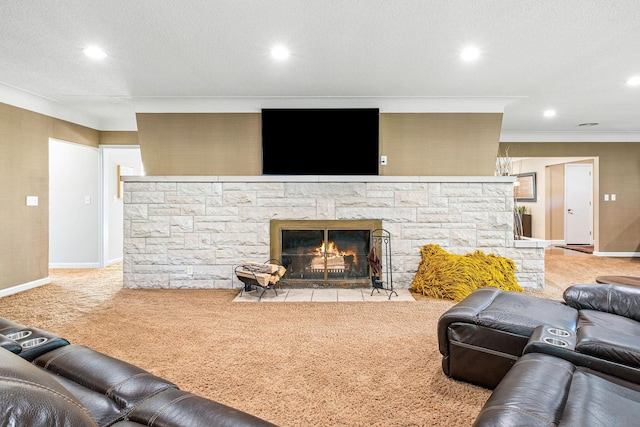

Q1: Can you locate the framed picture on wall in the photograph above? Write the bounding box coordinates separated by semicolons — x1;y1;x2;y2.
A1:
515;172;536;202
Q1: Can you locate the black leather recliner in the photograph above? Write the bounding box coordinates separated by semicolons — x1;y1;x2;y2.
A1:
438;283;640;388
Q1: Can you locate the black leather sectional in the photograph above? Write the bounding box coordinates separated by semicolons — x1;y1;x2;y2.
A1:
0;318;277;427
438;283;640;425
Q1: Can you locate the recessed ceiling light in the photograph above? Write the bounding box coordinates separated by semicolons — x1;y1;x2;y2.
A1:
543;110;556;117
270;45;290;60
82;46;107;59
460;46;480;62
627;76;640;86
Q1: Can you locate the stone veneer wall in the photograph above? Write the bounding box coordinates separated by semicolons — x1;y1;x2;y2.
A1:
123;176;545;290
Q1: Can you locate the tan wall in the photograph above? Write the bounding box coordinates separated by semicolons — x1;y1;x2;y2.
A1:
136;113;262;176
134;112;503;177
99;131;139;146
380;113;503;176
0;103;100;291
502;142;640;253
51;120;99;147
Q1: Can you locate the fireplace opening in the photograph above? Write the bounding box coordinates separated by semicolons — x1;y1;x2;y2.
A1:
270;219;382;287
282;229;370;280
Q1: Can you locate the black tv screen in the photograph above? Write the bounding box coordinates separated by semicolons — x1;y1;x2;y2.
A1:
261;108;379;175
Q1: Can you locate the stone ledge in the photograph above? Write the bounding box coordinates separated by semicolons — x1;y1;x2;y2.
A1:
514;238;549;249
122;175;516;184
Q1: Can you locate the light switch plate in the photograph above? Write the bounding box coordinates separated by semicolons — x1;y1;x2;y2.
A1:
380;155;387;165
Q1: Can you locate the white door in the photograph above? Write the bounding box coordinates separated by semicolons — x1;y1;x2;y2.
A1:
564;164;592;245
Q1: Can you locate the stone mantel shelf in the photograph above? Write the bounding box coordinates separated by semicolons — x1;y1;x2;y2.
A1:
122;175;517;184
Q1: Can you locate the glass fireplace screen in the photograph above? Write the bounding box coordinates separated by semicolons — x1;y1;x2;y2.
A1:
280;229;371;282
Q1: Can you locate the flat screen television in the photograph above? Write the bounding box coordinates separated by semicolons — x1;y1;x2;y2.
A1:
261;108;379;175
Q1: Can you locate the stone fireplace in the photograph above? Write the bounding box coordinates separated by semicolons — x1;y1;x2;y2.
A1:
122;175;546;290
270;219;382;287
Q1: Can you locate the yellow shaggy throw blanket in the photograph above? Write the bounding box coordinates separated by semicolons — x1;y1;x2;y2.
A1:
411;244;522;302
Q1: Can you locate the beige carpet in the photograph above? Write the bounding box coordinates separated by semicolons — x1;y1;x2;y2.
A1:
1;248;639;426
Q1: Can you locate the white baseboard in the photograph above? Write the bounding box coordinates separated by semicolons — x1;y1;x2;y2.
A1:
105;257;123;266
593;251;640;257
49;262;101;269
0;277;51;298
547;240;566;246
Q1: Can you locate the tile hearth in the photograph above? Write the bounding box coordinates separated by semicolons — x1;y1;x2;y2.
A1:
233;287;415;302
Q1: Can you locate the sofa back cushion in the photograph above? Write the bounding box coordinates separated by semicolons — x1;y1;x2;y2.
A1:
564;284;640;322
34;344;178;410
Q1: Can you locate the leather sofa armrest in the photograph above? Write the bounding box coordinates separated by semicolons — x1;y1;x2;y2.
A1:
0;334;22;354
437;287;502;355
564;284;640;321
0;317;70;361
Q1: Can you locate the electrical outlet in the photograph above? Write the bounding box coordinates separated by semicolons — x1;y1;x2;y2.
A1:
187;266;194;275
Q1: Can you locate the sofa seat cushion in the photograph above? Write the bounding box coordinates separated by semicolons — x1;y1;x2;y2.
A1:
575;325;640;368
438;288;578;354
561;369;640;426
472;291;577;334
578;309;640;336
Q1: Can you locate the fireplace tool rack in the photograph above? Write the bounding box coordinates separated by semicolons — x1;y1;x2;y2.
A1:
369;229;397;300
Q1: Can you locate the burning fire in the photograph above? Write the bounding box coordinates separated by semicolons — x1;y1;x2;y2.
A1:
309;241;358;271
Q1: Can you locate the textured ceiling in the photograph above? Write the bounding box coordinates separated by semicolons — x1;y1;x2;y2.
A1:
1;0;639;140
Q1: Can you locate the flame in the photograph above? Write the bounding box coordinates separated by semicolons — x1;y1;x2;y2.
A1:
312;241;358;265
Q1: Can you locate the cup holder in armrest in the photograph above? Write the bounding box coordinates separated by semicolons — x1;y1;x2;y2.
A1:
5;330;32;340
543;336;569;347
547;327;571;338
524;325;576;356
21;337;48;349
0;322;69;361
